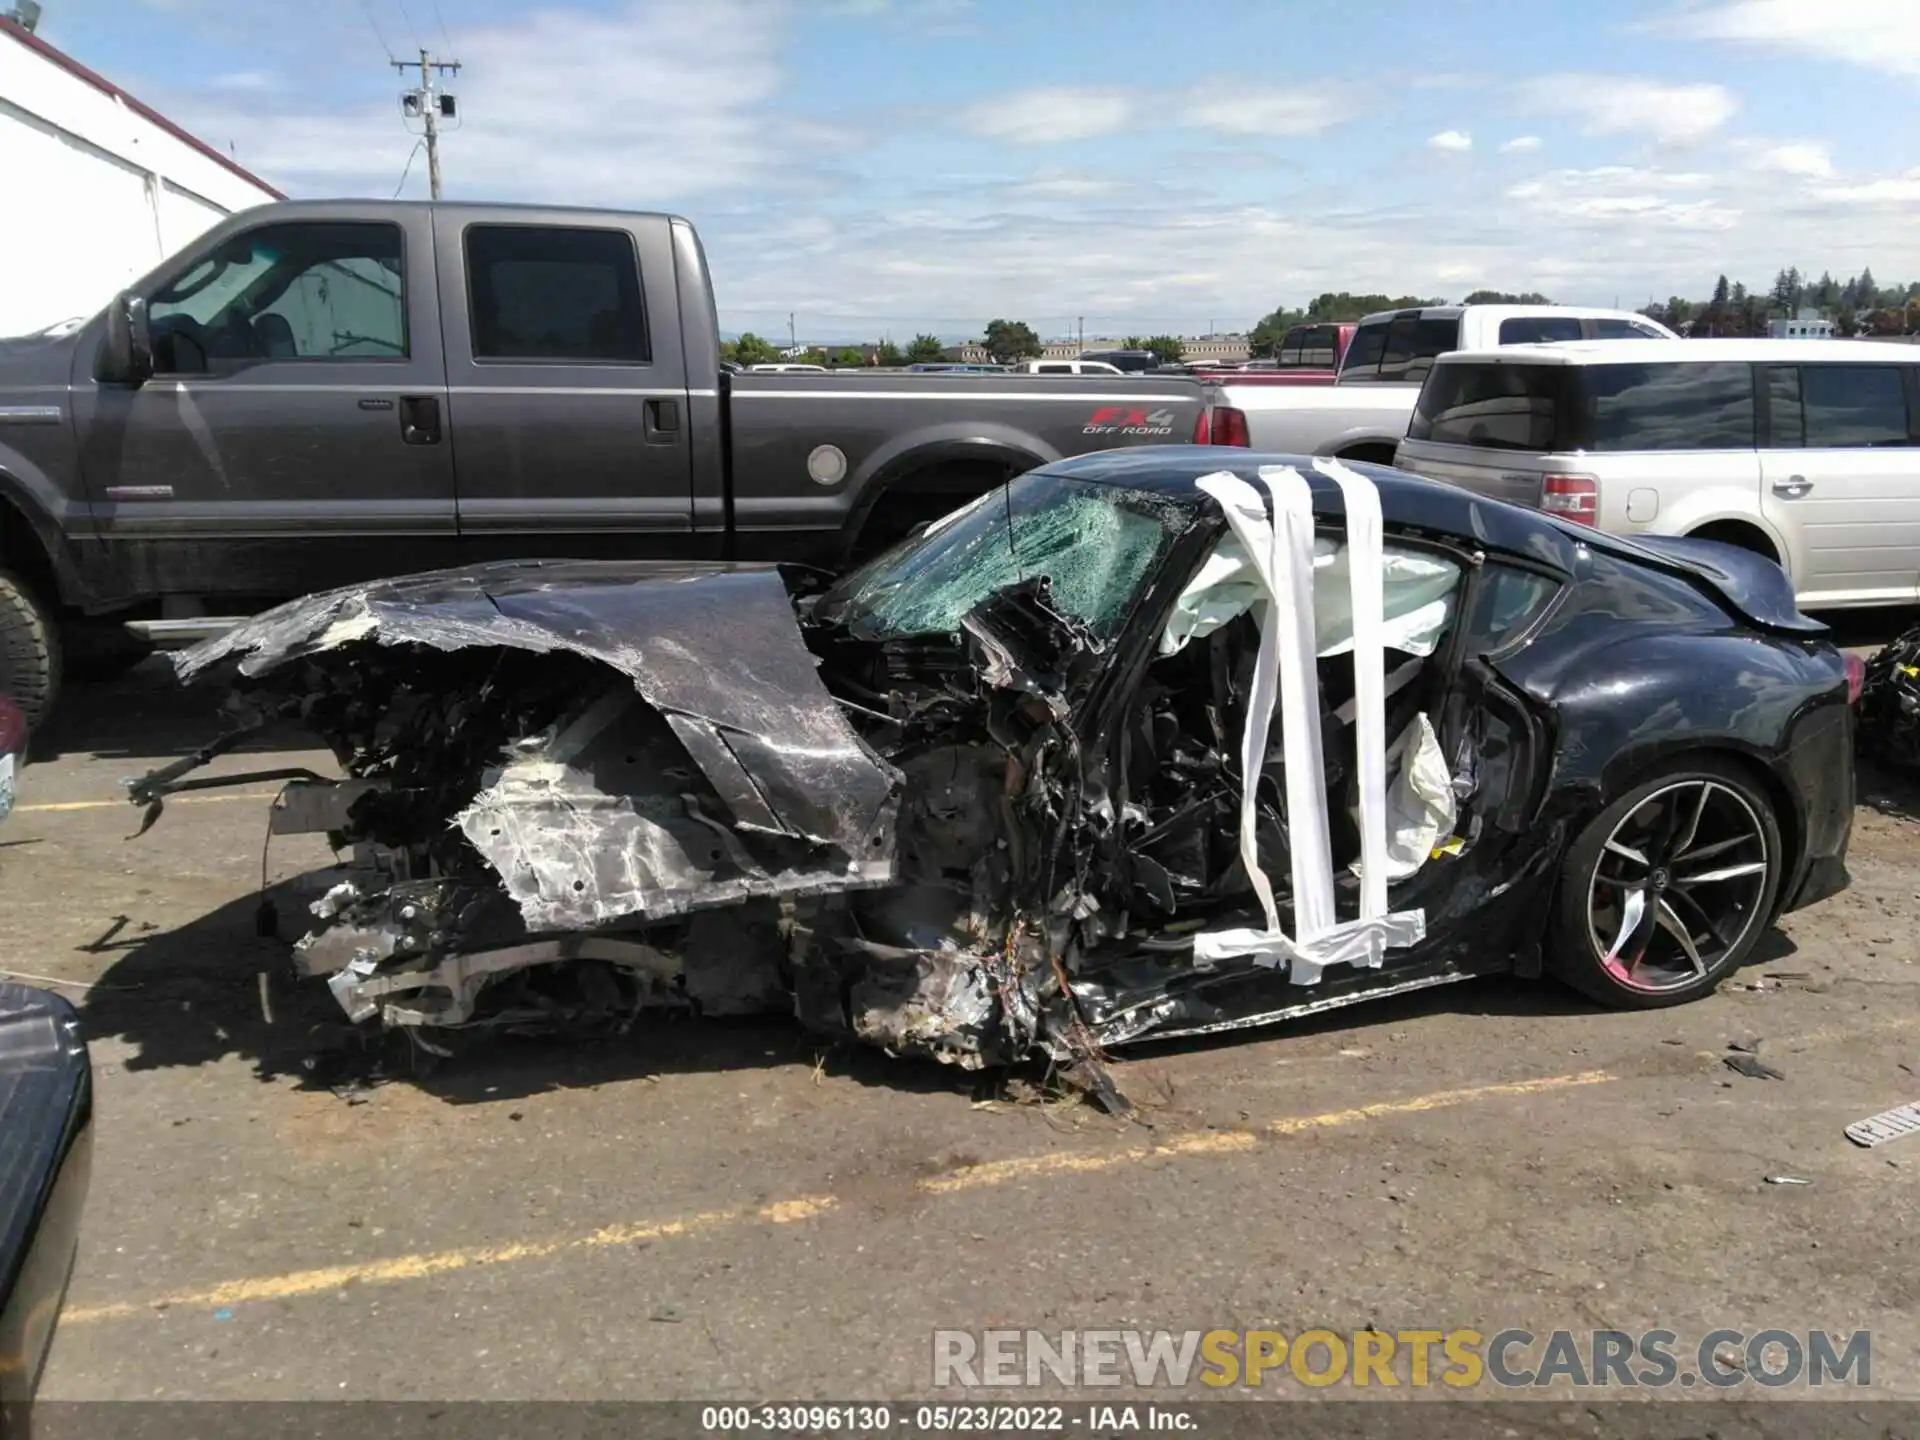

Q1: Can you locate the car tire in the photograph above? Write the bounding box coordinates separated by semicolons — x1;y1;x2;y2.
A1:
0;567;60;730
1550;755;1784;1010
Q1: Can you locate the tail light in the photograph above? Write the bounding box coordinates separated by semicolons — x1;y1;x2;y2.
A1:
1191;408;1211;444
1844;652;1865;705
1541;472;1598;523
1208;405;1250;447
0;695;23;758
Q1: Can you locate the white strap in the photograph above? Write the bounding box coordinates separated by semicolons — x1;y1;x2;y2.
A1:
1315;458;1388;920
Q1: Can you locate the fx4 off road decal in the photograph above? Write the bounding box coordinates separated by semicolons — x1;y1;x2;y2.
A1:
1083;405;1178;437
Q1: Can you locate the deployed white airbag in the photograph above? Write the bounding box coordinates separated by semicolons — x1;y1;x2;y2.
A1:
1159;535;1459;659
1365;711;1457;884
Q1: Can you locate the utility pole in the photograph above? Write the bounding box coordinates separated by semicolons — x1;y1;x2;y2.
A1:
394;48;461;199
788;313;797;354
1077;315;1084;353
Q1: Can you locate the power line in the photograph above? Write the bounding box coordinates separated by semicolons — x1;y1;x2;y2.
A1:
394;0;423;49
393;137;425;197
429;0;453;52
356;0;396;60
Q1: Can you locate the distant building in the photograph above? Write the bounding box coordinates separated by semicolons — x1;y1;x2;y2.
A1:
1769;309;1835;340
0;14;281;336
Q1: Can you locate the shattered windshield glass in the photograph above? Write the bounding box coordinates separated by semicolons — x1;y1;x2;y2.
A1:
818;473;1191;643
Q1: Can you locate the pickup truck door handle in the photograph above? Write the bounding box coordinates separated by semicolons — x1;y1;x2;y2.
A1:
399;395;442;446
644;397;680;444
1771;475;1813;499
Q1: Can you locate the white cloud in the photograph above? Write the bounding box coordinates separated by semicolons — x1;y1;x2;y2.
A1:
1668;0;1920;78
164;0;837;203
1010;171;1125;198
1752;141;1835;178
1499;135;1543;153
1180;85;1355;136
1520;75;1739;145
960;86;1133;144
1505;166;1737;230
1427;129;1473;152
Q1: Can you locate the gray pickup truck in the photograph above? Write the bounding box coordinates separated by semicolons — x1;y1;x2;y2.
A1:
0;200;1206;722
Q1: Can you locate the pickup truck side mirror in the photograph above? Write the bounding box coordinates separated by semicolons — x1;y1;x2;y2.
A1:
95;292;153;385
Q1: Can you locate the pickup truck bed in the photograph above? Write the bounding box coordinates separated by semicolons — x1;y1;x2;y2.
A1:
0;201;1206;721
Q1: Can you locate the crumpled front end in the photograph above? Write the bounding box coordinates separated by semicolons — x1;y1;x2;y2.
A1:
142;561;910;1044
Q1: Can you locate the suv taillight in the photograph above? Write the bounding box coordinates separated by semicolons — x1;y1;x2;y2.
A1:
1541;472;1598;523
1208;406;1250;447
1192;408;1211;444
1845;652;1865;705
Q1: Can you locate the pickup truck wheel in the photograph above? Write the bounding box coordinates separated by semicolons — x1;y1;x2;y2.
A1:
849;463;1013;564
0;568;60;729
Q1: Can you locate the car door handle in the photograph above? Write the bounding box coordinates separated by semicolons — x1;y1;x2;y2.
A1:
1771;475;1813;499
399;395;441;445
644;397;680;444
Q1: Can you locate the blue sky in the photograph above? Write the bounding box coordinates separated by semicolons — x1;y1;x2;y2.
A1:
36;0;1920;341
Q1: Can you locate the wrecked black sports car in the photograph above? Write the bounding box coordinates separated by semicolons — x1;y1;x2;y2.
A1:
135;449;1855;1076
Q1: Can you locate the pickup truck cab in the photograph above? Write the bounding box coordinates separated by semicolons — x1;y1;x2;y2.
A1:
0;201;1206;722
1206;304;1678;467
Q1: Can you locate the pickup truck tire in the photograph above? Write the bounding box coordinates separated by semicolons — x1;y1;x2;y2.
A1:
0;568;59;730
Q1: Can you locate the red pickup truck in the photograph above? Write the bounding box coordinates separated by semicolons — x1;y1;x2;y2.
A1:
1193;322;1354;386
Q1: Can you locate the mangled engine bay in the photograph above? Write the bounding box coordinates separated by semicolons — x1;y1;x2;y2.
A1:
135;466;1483;1074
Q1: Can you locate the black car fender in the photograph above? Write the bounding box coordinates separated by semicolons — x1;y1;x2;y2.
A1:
1521;628;1847;886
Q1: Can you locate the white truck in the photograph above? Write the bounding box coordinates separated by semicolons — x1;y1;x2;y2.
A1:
1210;304;1676;463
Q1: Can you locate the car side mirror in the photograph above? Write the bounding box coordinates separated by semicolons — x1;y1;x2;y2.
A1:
96;292;153;385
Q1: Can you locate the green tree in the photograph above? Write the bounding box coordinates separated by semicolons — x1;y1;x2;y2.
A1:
1248;304;1305;356
1141;334;1185;364
1461;289;1553;304
1122;335;1146;350
904;333;947;364
982;318;1042;363
875;339;906;367
1856;266;1878;309
725;332;779;365
831;346;866;367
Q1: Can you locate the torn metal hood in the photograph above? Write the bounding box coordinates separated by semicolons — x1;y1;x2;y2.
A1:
176;558;804;683
181;559;903;927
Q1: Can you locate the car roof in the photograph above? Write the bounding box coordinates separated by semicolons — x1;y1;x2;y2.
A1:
1039;445;1592;563
1354;304;1664;326
1437;337;1920;367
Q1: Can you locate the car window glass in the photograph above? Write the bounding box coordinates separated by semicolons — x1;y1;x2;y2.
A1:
1408;363;1565;450
465;225;649;363
1590;318;1654;339
1499;316;1583;344
1369;316;1457;383
1798;365;1911;447
1341;321;1390;377
818;474;1189;645
1466;565;1561;649
1301;327;1337;367
1765;365;1804;447
149;221;405;372
1579;362;1754;451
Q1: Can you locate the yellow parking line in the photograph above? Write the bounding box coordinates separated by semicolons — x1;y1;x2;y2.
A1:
58;1070;1614;1325
16;791;280;815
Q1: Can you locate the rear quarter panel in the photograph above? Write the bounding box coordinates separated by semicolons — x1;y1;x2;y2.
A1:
1495;549;1851;903
724;373;1203;545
